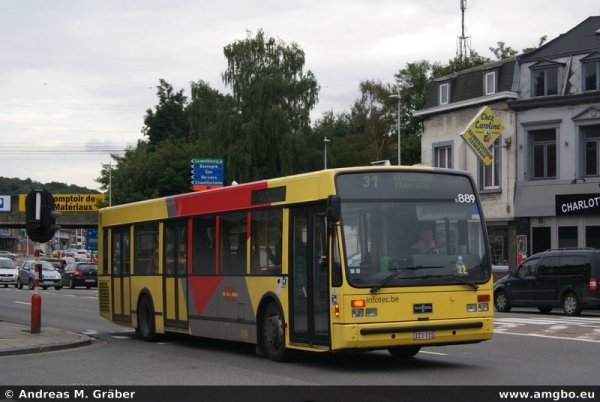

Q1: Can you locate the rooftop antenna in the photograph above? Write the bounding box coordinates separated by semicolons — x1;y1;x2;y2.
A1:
457;0;471;59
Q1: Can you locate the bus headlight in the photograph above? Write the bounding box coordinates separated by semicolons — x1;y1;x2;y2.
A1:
352;309;364;317
365;308;377;317
478;303;489;312
466;304;477;312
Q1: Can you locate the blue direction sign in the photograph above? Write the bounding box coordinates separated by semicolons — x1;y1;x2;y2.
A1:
86;229;98;251
191;158;223;186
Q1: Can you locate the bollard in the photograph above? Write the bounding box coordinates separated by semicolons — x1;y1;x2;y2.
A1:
31;246;41;334
31;293;41;334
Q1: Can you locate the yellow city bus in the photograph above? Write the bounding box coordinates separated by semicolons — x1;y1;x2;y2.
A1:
98;166;493;361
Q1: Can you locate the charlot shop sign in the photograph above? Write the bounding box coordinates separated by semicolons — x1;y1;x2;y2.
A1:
556;193;600;215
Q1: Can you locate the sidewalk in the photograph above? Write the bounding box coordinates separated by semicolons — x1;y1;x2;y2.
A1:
0;321;92;356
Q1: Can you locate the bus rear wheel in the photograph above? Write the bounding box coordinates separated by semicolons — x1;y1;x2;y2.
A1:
138;296;158;342
263;302;291;362
388;346;421;358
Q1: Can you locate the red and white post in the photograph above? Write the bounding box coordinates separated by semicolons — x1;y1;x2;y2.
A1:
31;244;41;334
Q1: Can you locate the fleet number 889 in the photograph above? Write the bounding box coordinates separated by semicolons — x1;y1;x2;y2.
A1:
455;194;475;203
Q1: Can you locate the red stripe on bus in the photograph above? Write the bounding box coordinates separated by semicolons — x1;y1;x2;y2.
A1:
172;181;270;216
189;276;224;315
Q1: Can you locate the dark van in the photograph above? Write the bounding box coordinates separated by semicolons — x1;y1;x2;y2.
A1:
494;248;600;316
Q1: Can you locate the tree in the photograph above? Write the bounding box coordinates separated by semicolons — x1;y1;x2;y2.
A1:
489;41;518;60
523;35;548;54
142;79;190;145
345;80;397;164
394;60;434;166
95;138;211;206
220;29;320;182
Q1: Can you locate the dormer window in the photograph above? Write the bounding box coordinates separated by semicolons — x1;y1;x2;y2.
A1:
439;83;450;105
485;71;496;95
530;59;563;97
581;52;600;92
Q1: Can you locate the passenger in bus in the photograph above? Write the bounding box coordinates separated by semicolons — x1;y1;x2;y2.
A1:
267;238;282;270
411;228;438;254
147;242;159;274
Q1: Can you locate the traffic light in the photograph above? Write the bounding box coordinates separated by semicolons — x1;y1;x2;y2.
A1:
25;189;61;243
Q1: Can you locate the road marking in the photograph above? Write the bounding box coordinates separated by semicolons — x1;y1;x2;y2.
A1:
15;301;30;305
495;331;600;343
420;350;448;356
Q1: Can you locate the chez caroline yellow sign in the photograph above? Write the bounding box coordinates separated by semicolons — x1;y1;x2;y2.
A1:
460;106;505;165
19;194;105;212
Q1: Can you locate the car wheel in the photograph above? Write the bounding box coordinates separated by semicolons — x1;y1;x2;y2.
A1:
14;284;18;288
42;287;48;290
494;290;511;312
69;277;75;289
538;307;553;314
54;286;62;290
388;346;421;358
28;279;34;290
86;286;91;289
563;293;582;316
3;284;7;288
138;295;158;342
17;278;23;289
263;301;292;362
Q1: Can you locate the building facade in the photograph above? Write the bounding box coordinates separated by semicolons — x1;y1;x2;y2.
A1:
415;16;600;269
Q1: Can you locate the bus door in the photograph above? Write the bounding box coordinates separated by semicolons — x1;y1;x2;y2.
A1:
289;206;330;347
163;220;189;329
111;228;131;323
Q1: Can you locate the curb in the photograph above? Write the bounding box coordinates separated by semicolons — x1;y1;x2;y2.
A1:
0;335;92;357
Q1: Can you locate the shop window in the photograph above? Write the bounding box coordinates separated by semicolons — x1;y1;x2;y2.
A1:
585;226;600;249
558;226;578;248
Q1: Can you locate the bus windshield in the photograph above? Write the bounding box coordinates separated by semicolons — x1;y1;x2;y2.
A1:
336;171;491;289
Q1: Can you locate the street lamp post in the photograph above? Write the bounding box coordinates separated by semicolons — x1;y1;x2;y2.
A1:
323;137;330;169
389;92;401;165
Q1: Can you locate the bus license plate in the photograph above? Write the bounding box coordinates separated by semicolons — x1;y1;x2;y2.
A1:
414;331;435;340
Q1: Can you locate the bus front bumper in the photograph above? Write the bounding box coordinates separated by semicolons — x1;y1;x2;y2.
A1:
331;317;493;351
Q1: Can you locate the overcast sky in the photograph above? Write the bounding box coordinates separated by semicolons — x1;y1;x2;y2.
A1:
1;1;598;191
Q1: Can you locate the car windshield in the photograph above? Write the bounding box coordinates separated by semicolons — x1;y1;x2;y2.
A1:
39;262;57;271
0;260;15;269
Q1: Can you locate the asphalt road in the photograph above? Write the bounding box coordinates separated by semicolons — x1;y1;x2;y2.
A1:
1;286;599;386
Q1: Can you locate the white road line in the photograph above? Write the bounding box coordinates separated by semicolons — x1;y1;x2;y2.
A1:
15;301;31;305
494;331;600;343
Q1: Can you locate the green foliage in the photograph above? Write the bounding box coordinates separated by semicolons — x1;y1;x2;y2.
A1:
489;42;518;60
220;29;320;183
94;32;531;207
432;50;492;78
95;138;210;206
142;79;190;145
0;176;98;195
522;35;548;54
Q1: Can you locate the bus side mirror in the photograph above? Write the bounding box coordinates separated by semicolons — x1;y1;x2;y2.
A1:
327;195;341;223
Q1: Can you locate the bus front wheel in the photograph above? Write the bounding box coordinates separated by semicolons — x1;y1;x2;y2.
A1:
138;296;158;342
263;302;291;362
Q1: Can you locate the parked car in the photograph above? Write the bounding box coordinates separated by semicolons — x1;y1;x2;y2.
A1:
494;248;600;316
61;261;98;289
17;260;62;290
0;250;17;259
0;257;18;288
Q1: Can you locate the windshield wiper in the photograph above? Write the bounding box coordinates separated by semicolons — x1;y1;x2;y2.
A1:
417;274;479;290
370;265;444;293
